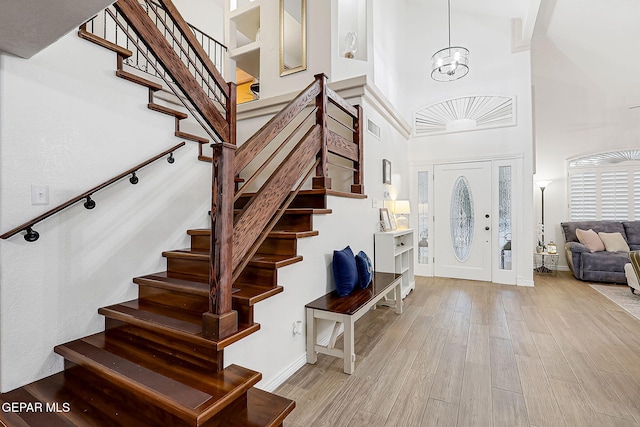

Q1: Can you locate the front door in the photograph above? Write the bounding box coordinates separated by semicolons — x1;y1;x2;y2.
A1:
434;161;492;281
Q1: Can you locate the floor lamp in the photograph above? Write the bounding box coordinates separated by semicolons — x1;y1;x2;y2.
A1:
536;180;552;272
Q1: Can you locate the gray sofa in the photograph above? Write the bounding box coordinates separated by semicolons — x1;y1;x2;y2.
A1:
561;220;640;284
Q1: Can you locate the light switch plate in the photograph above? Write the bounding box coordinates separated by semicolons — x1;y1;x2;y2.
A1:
31;185;49;205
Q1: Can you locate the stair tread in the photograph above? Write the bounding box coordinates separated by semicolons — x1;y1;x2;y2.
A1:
99;299;260;349
249;253;303;268
237;188;366;200
148;102;188;119
214;388;295;427
164;248;303;268
116;69;163;91
135;271;284;306
233;208;333;216
78;29;132;58
175;130;208;143
231;283;284;306
188;228;320;239
55;335;261;424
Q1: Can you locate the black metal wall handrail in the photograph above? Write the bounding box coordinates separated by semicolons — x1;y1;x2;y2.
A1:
0;142;185;242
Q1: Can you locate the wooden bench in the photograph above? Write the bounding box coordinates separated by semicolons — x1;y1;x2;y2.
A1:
305;272;403;374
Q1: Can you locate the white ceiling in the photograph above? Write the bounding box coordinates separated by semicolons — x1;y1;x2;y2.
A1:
537;0;640;102
0;0;115;58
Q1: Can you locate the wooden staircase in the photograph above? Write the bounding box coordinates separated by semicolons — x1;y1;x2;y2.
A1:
0;192;340;426
0;0;365;424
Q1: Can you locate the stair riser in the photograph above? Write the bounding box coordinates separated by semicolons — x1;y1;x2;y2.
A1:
138;287;208;314
137;286;254;327
256;238;297;256
232;212;314;233
235;265;277;288
272;214;312;232
105;320;223;372
192;233;297;256
166;257;209;279
234;304;253;329
235;193;327;210
190;234;209;251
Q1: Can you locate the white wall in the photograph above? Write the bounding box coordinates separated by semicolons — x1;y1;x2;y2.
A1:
174;0;225;42
0;33;211;392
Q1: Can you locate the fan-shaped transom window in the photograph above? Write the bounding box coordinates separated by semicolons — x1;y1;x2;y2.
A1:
414;95;516;136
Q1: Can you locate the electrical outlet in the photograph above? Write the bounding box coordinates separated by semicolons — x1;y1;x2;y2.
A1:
292;321;303;336
372;198;379;208
31;185;49;205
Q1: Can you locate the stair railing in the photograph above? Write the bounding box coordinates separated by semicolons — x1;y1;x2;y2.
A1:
81;9;227;83
204;74;364;339
110;0;235;145
0;143;185;242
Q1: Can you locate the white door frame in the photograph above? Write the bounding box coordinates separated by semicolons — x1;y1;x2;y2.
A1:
410;157;520;285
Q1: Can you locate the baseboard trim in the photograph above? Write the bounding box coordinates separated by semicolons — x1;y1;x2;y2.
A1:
258;326;343;392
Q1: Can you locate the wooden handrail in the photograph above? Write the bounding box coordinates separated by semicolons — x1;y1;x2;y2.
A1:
152;0;229;99
0;142;185;241
115;0;230;142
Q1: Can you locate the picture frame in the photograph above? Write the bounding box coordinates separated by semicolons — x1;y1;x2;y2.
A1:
379;208;396;231
382;159;391;185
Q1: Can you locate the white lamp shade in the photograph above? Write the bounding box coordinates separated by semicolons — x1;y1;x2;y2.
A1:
395;200;411;215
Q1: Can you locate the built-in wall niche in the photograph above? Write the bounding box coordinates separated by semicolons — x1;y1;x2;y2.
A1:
228;0;260;103
338;0;367;61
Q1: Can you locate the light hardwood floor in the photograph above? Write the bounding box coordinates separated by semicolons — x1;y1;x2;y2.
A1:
275;272;640;427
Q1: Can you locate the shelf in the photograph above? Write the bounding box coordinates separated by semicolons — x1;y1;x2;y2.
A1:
375;229;415;300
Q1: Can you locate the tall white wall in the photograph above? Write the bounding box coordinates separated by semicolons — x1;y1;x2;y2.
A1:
174;0;225;42
0;34;211;392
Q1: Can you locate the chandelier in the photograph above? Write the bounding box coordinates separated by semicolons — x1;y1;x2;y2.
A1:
431;0;469;82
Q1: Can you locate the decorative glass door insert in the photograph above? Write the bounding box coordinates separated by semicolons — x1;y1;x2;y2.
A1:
450;176;474;262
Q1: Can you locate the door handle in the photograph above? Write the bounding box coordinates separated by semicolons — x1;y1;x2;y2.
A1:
485;226;490;231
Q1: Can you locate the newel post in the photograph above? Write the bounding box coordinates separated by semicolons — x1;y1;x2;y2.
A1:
203;142;238;340
312;73;331;190
351;104;364;194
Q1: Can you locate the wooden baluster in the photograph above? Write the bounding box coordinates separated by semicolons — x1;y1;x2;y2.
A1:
227;82;237;146
351;104;364;194
203;142;238;340
312;73;331;190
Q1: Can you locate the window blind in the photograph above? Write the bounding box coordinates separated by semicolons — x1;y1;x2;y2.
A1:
569;171;597;220
600;170;629;220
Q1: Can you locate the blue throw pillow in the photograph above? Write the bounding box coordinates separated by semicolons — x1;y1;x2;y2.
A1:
333;246;358;297
355;251;373;289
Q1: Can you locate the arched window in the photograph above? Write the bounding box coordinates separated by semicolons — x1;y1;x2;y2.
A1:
568;150;640;220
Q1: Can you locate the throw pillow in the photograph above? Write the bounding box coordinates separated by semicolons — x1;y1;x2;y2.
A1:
598;232;630;253
333;246;358;297
576;228;605;252
355;251;373;289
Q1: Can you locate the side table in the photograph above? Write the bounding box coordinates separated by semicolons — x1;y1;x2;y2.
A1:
533;252;559;276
